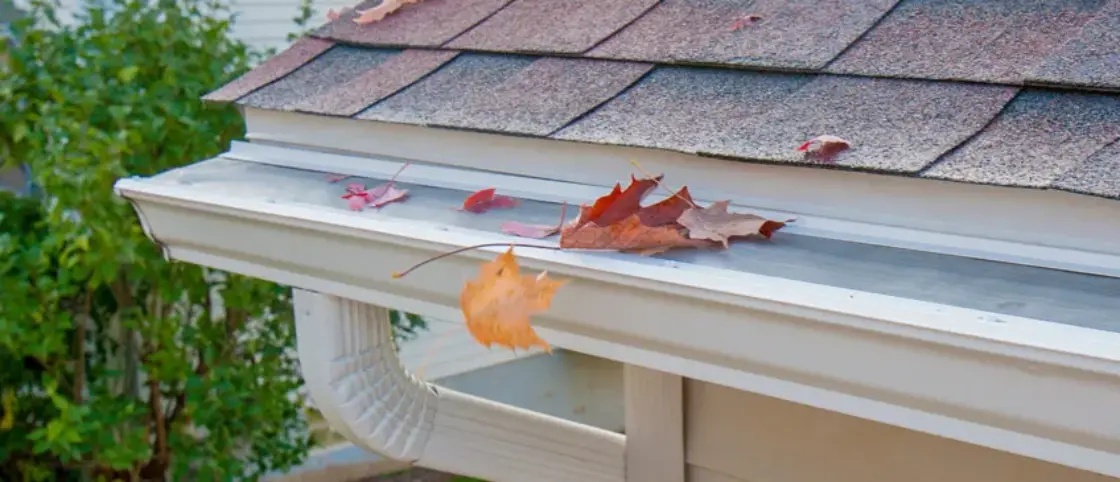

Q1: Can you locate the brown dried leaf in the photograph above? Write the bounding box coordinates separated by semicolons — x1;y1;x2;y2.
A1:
636;186;694;227
796;135;851;163
677;201;787;248
355;0;423;24
560;211;712;252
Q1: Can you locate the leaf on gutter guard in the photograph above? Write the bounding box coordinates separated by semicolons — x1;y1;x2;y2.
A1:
501;203;567;239
461;188;521;213
391;159;791;352
677;200;787;248
557;163;788;255
459;247;565;353
340;163;411;211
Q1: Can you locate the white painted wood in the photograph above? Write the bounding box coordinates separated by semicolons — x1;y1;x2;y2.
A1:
243;108;1120;278
685;379;1116;482
292;289;625;482
114;163;1120;477
686;465;749;482
623;365;684;482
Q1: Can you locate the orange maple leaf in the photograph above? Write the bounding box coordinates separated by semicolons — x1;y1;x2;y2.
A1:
460;247;566;352
677;201;788;247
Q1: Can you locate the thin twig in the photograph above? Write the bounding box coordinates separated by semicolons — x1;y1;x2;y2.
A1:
629;159;698;208
392;242;562;279
554;202;568;230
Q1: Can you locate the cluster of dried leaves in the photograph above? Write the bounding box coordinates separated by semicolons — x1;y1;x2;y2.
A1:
364;161;794;353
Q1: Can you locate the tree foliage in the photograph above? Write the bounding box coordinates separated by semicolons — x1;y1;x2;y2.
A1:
0;0;422;480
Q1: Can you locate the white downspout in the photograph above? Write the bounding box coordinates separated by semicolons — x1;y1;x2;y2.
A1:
293;289;626;482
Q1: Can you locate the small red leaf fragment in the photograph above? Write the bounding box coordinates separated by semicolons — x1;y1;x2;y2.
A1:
797;135;851;163
462;188;521;213
369;186;409;208
501;221;560;239
341;183;409;210
326;173;351;183
729;14;763;31
326;7;351;21
502;204;567;239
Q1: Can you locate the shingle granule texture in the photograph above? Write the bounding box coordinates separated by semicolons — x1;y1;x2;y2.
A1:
1052;140;1120;199
239;47;395;112
359;54;652;136
357;54;536;127
1026;0;1120;91
553;67;812;154
202;37;334;103
588;0;899;70
826;0;1108;84
447;0;660;54
292;49;459;117
708;76;1019;172
923;91;1120;187
311;0;513;47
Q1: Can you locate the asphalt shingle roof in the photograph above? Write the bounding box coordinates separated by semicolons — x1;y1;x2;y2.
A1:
207;0;1120;200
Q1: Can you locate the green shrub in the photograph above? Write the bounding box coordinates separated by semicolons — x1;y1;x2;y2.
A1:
0;0;423;480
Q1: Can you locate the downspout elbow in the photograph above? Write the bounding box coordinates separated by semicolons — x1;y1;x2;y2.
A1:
293;289;626;482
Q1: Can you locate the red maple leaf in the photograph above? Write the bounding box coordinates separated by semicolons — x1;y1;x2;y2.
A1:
574;174;662;229
462;188;521;213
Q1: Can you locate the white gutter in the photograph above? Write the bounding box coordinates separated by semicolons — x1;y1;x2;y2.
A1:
291;290;625;482
114;153;1120;478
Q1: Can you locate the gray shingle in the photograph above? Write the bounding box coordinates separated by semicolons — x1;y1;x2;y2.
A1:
709;76;1018;172
827;0;1108;84
292;49;459;117
1052;140;1120;198
1027;0;1120;91
359;54;652;136
924;91;1120;188
588;0;899;70
202;37;334;103
239;46;394;111
311;0;513;47
553;67;811;154
357;54;535;127
447;0;659;54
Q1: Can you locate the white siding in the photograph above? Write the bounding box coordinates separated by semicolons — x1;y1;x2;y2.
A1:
15;0;358;52
225;0;355;52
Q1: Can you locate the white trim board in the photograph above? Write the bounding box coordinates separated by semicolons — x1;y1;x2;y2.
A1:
115;171;1120;478
243;108;1120;278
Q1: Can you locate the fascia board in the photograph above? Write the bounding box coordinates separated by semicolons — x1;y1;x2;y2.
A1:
115;173;1120;478
242;108;1120;278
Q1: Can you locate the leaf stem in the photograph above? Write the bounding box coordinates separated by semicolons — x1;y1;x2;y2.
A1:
629;159;698;208
392;242;563;279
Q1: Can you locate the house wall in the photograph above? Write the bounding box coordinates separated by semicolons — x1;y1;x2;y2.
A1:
685;379;1114;482
14;0;353;52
